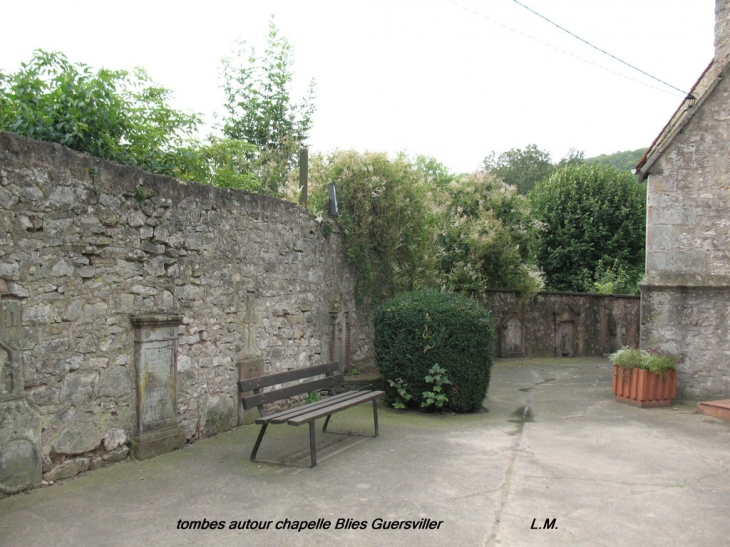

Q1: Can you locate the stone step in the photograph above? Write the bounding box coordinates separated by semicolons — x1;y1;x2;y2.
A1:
697;399;730;421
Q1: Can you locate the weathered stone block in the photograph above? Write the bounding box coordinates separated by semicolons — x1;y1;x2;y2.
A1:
0;262;19;281
97;366;132;398
0;398;42;496
60;372;97;406
54;420;101;455
42;457;89;481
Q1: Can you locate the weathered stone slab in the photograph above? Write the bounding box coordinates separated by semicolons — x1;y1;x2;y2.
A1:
0;398;42;496
0;299;42;496
131;314;184;459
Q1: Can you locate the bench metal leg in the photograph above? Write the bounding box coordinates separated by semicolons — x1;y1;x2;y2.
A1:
250;423;268;461
309;421;317;468
373;399;379;437
322;414;332;433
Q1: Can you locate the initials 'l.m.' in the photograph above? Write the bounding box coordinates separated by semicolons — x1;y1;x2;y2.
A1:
530;518;557;530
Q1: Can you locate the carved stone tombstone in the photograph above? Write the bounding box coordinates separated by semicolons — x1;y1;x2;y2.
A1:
499;315;526;358
329;296;351;371
130;314;185;459
554;306;577;357
0;300;42;497
237;292;263;426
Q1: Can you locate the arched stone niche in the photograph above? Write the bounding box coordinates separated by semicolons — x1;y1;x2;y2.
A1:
554;305;577;357
498;314;526;358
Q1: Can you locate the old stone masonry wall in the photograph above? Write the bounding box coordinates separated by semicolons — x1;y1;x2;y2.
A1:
0;132;369;488
641;67;730;399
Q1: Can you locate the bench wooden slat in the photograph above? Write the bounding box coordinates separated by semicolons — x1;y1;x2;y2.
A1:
238;360;383;468
241;375;345;409
238;361;340;392
263;391;372;424
287;391;384;426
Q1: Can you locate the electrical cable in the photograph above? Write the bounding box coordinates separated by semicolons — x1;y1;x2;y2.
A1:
444;0;686;98
511;0;689;95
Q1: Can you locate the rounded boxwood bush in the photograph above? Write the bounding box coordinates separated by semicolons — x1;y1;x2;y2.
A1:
374;290;495;412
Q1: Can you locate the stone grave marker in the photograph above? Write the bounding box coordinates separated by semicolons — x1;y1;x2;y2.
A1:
237;293;263;425
130;314;185;459
0;299;42;497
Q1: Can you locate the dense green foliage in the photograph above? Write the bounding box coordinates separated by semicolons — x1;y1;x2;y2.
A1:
221;20;316;196
295;151;436;303
0;50;200;177
181;137;260;191
294;152;544;303
1;45;648;300
374;291;494;412
609;348;677;375
529;163;646;293
437;171;543;296
483;144;554;195
586;148;647;171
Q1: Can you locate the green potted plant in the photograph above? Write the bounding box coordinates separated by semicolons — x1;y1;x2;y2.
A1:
609;348;677;407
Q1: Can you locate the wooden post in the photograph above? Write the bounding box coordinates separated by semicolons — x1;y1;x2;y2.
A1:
299;147;308;208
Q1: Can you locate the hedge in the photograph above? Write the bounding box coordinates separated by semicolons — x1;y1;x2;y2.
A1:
374;290;495;412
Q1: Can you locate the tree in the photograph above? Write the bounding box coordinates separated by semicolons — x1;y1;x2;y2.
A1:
221;20;316;196
293;151;437;304
586;148;647;171
483;144;554;195
436;170;543;296
180;137;260;191
414;155;456;190
0;50;201;177
529;163;646;293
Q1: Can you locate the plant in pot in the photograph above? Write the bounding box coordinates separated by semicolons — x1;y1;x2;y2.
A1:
609;348;677;407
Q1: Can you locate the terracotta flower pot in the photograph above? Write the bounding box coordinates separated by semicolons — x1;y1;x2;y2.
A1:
612;365;677;407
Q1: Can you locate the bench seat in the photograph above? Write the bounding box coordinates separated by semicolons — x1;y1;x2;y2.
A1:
239;362;384;467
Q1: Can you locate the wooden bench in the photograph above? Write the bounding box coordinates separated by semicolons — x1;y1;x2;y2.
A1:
238;362;384;468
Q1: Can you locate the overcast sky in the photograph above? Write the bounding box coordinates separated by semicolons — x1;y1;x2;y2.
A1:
0;0;716;173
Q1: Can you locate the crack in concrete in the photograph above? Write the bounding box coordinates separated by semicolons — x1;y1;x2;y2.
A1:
561;400;609;420
484;390;533;547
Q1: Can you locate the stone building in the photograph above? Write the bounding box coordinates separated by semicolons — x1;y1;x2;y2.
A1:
635;0;730;398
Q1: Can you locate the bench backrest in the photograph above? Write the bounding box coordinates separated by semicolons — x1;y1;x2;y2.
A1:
238;362;344;410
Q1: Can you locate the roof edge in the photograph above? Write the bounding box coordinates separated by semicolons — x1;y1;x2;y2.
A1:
635;59;730;180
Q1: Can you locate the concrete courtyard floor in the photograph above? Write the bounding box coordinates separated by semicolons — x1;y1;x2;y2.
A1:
1;357;729;547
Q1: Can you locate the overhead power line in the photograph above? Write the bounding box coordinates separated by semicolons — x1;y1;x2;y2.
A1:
444;0;687;98
511;0;689;95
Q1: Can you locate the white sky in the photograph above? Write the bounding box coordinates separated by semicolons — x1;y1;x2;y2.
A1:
0;0;716;174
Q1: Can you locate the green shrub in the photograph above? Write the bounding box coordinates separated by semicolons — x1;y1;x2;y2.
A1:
374;290;494;412
609;348;677;376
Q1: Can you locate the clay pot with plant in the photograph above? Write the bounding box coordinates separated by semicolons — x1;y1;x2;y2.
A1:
610;348;677;408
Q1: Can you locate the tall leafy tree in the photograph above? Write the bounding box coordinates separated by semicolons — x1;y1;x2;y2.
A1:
0;50;201;177
529;163;646;293
483;144;555;195
295;151;436;304
436;170;543;296
586;148;647;171
221;20;316;196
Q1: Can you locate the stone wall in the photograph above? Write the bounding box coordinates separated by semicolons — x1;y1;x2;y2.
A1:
640;65;730;399
636;0;730;399
0;132;369;490
479;290;640;358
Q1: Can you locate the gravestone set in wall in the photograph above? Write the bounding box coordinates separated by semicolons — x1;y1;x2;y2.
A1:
237;293;264;426
130;314;185;459
0;300;41;497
